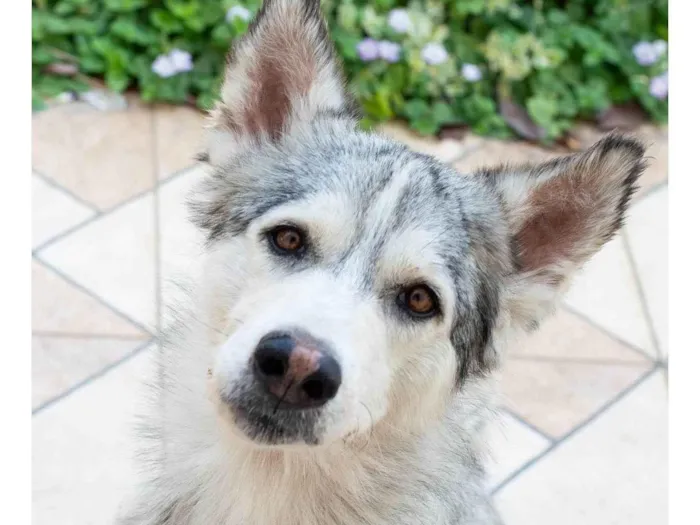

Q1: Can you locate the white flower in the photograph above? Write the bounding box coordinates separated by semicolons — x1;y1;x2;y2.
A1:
421;43;448;66
653;39;668;56
388;9;412;34
151;49;193;78
152;54;177;78
649;71;668;100
226;5;251;23
378;40;401;63
633;41;658;66
461;63;482;82
169;48;193;73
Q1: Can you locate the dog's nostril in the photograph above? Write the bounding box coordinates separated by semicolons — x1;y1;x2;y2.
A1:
301;378;325;400
258;355;286;377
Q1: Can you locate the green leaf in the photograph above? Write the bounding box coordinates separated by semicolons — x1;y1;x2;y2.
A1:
150;9;182;33
526;96;558;127
104;0;147;12
111;18;158;46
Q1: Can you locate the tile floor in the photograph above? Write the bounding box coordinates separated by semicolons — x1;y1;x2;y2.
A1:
31;99;668;525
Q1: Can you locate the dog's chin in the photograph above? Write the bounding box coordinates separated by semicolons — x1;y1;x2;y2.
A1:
219;392;323;447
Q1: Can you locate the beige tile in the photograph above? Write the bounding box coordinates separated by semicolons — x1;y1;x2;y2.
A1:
452;138;563;176
495;370;667;525
510;309;648;363
501;359;652;437
564;235;656;356
625;187;668;358
33;347;155;525
32;174;95;248
32;100;155;210
32;336;144;409
157;166;208;326
377;121;466;162
154;104;206;180
32;261;145;337
635;125;668;198
37;192;157;330
484;411;550;490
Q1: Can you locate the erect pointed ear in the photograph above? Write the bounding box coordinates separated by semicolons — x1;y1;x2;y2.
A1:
478;134;647;328
205;0;355;164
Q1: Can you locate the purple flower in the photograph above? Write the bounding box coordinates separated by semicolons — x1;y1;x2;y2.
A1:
649;71;668;100
461;63;482;82
169;48;193;73
388;9;412;34
633;41;659;66
226;5;251;23
152;54;177;78
357;38;380;62
378;40;401;63
421;43;448;66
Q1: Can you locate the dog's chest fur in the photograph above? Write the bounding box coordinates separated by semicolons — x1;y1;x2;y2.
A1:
121;351;500;525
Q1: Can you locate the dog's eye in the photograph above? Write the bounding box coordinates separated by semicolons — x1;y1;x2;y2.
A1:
397;285;439;318
268;226;306;255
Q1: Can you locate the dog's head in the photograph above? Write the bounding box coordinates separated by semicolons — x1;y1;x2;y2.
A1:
190;0;646;447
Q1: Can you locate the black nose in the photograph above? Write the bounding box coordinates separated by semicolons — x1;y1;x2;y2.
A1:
253;332;341;408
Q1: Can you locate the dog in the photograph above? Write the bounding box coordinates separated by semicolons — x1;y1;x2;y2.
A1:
116;1;647;523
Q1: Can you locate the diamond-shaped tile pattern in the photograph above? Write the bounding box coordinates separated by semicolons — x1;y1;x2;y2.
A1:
32;100;156;210
32;336;147;410
36;192;157;331
564;236;655;356
495;370;667;525
33;348;154;525
509;309;649;363
32;261;145;337
501;358;652;438
625;187;668;358
32;174;95;248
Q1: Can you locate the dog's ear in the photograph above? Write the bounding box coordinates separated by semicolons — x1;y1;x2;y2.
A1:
479;134;647;328
205;0;354;164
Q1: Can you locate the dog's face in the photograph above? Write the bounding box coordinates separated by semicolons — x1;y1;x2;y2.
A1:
190;0;645;447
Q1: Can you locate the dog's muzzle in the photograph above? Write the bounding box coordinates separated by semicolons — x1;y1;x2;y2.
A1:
218;328;343;445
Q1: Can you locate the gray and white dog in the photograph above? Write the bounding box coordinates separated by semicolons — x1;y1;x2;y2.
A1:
117;1;647;523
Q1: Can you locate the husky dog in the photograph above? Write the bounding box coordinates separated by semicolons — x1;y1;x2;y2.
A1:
117;1;647;523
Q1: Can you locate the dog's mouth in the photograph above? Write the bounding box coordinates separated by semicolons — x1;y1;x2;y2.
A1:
222;391;322;446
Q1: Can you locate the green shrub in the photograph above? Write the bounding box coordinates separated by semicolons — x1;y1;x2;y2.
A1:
32;0;668;141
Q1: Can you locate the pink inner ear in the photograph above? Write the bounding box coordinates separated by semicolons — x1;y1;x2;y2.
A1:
242;28;315;139
516;173;592;273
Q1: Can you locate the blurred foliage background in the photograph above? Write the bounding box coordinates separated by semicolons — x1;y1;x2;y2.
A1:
32;0;668;142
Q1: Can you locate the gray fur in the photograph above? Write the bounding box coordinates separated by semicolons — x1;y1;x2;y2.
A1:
117;2;646;524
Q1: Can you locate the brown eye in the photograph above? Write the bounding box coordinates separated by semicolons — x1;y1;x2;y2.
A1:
398;285;439;318
269;226;306;254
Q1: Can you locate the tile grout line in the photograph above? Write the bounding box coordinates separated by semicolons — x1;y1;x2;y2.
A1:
489;364;660;496
560;303;656;362
507;354;660;367
499;407;556;444
31;338;155;416
31;257;155;337
32;169;102;214
620;229;664;361
32;163;198;255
